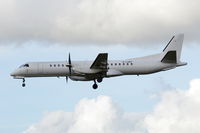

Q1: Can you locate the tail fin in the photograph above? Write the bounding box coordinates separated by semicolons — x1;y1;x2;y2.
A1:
161;34;184;63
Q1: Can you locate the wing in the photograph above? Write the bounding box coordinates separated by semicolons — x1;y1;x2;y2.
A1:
90;53;108;70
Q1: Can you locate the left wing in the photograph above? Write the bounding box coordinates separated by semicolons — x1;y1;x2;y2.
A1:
90;53;108;70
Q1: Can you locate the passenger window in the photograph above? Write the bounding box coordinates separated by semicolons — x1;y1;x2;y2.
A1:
54;64;56;67
123;63;125;65
119;63;121;65
131;63;133;65
111;63;113;66
50;64;52;67
62;64;64;67
58;64;60;67
127;63;129;65
115;63;117;65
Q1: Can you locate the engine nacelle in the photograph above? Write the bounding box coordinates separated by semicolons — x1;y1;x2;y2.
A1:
69;76;91;81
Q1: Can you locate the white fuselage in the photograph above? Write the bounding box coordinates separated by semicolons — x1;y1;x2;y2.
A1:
10;53;186;81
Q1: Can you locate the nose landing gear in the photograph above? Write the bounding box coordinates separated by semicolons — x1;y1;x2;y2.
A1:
22;78;26;87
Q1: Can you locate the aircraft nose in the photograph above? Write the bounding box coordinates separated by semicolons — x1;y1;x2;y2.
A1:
10;70;18;77
10;69;25;77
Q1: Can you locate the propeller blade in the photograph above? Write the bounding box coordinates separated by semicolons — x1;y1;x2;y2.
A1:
68;53;71;65
68;53;72;76
66;76;68;83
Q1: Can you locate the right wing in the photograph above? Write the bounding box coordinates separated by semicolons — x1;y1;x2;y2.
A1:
90;53;108;70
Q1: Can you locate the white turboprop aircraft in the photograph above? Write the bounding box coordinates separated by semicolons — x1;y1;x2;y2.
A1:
11;34;187;89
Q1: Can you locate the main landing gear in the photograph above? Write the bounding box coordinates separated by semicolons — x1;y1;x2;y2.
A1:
22;78;26;87
92;78;103;89
97;78;103;83
93;82;98;89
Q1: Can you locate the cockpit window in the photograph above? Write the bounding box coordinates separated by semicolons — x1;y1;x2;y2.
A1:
19;64;29;68
24;64;29;67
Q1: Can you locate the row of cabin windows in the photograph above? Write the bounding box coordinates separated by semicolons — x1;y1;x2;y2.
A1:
50;64;67;67
49;62;133;68
110;62;133;66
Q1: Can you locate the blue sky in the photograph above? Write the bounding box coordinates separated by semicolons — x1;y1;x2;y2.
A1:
0;41;199;133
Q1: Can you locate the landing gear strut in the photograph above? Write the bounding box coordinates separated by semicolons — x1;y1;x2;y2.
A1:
92;80;98;89
22;78;25;87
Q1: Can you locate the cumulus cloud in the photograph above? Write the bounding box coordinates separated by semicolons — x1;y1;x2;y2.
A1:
24;79;200;133
145;79;200;133
23;96;146;133
0;0;200;45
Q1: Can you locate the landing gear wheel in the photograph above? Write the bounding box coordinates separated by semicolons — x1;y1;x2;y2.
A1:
22;83;25;87
92;84;98;89
97;78;103;83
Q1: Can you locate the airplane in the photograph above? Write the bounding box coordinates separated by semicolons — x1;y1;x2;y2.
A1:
10;34;187;89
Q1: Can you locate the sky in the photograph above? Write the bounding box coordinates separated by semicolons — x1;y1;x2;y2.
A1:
0;0;200;133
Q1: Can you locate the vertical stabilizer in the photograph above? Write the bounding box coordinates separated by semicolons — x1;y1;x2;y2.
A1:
161;34;184;63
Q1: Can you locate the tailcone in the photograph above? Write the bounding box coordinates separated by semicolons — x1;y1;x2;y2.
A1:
176;62;187;67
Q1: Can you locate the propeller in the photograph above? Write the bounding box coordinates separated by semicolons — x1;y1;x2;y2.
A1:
66;76;68;83
68;53;72;76
66;53;72;83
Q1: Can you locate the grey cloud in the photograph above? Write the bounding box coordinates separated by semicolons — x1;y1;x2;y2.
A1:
0;0;200;45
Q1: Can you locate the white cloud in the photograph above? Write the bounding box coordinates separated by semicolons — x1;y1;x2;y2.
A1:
0;0;200;45
145;79;200;133
24;79;200;133
23;96;146;133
